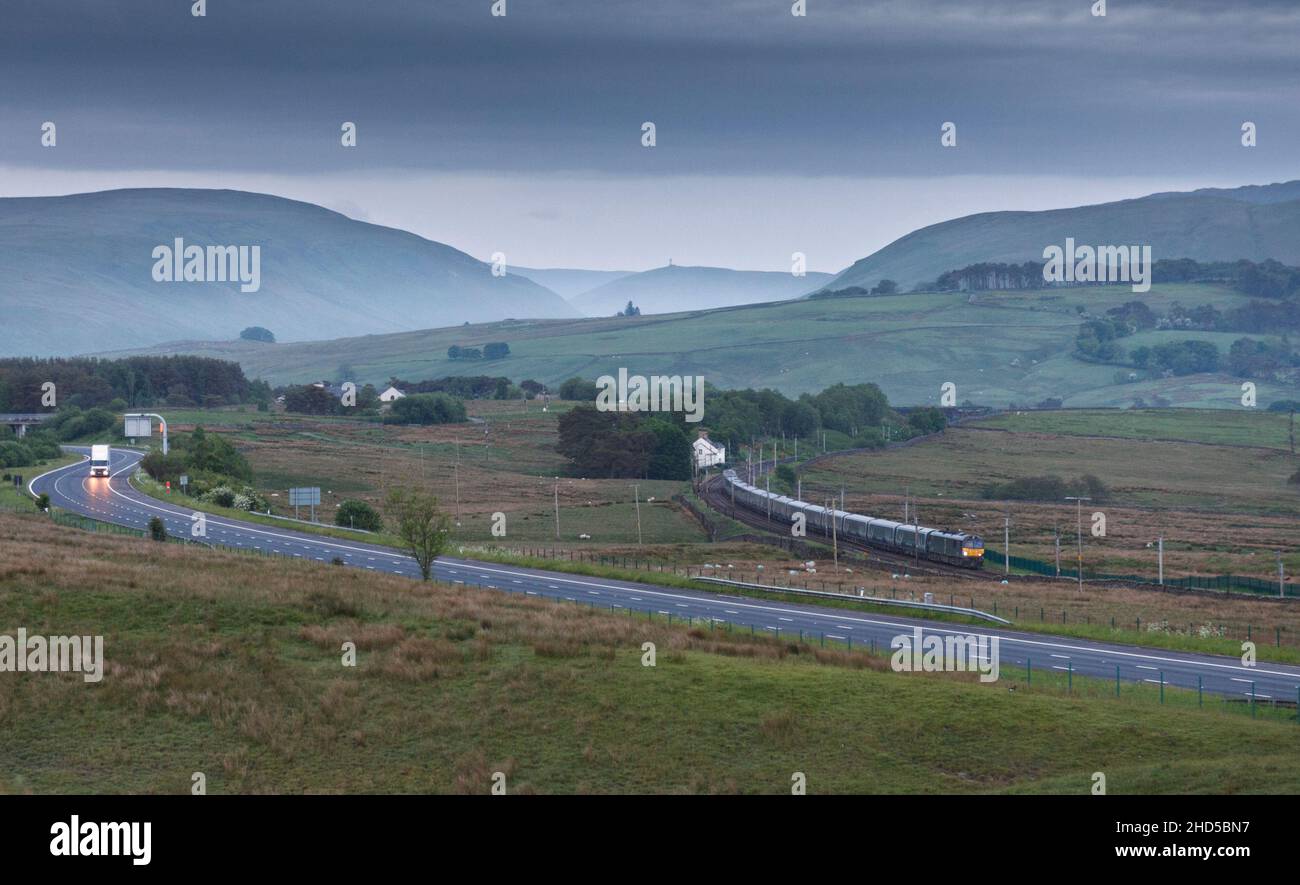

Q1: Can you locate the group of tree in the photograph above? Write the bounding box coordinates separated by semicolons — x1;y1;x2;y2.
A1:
0;426;62;470
447;342;510;361
279;383;380;415
388;375;545;400
553;380;947;477
336;499;384;532
138;425;261;507
618;301;641;317
556;407;692;480
808;279;901;298
0;355;268;411
383;392;467;425
239;326;276;343
933;262;1046;292
928;257;1300;301
1129;340;1221;376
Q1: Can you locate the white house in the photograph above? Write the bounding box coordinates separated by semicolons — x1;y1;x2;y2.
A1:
379;386;407;403
693;432;726;470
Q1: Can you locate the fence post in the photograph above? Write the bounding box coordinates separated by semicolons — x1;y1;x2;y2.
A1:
1027;658;1031;686
1068;661;1072;693
1159;671;1164;704
1197;675;1202;708
1115;665;1120;697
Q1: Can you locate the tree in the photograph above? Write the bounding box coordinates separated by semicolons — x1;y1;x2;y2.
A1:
559;377;599;400
336;499;383;532
643;418;692;480
907;407;947;435
148;516;167;541
239;326;276;343
386;489;451;580
386;393;467;425
619;301;641;317
483;342;510;360
774;463;797;495
282;385;338;415
871;279;899;295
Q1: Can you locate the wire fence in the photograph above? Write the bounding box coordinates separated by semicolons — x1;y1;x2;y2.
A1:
492;584;1300;727
984;547;1295;598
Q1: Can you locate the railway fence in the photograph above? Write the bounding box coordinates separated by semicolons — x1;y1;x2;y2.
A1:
983;547;1296;599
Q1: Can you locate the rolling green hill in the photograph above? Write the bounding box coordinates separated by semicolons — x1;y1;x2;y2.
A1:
0;188;577;357
825;180;1300;293
99;282;1298;408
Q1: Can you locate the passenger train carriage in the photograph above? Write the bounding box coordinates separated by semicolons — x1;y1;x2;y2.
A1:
721;469;985;568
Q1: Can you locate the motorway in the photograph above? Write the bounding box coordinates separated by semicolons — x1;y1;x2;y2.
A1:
28;446;1300;704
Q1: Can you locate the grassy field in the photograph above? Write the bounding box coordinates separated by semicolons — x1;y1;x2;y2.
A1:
801;410;1300;582
973;408;1296;449
104;283;1297;408
2;512;1297;794
150;400;705;547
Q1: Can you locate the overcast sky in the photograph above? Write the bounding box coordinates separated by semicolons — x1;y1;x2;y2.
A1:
2;0;1296;272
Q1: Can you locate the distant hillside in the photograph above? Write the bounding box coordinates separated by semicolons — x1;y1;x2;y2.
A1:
0;188;577;356
826;180;1300;293
510;267;635;300
571;264;833;316
98;283;1296;410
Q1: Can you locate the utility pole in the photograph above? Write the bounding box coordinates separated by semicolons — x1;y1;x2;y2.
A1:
1003;513;1010;577
1054;526;1061;578
796;476;801;500
454;461;461;524
633;484;642;546
1158;535;1164;585
553;477;560;540
1280;550;1286;598
1065;496;1091;591
828;499;839;572
765;473;771;520
913;496;919;569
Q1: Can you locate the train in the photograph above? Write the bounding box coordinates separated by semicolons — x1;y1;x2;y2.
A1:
720;468;986;569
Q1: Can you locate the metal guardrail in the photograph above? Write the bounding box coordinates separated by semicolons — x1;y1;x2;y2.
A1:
691;576;1011;624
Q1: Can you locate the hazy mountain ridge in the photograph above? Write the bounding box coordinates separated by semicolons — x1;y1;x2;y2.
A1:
571;264;834;316
510;266;636;300
825;180;1300;294
0;188;577;356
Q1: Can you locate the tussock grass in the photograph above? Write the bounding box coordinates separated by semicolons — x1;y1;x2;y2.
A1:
1;512;1298;795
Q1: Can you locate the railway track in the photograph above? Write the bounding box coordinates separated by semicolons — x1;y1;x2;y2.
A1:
699;473;983;582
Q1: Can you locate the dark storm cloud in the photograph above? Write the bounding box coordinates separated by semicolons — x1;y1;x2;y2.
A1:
1;0;1297;178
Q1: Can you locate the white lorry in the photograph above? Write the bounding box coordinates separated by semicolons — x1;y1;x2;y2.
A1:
90;444;111;477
